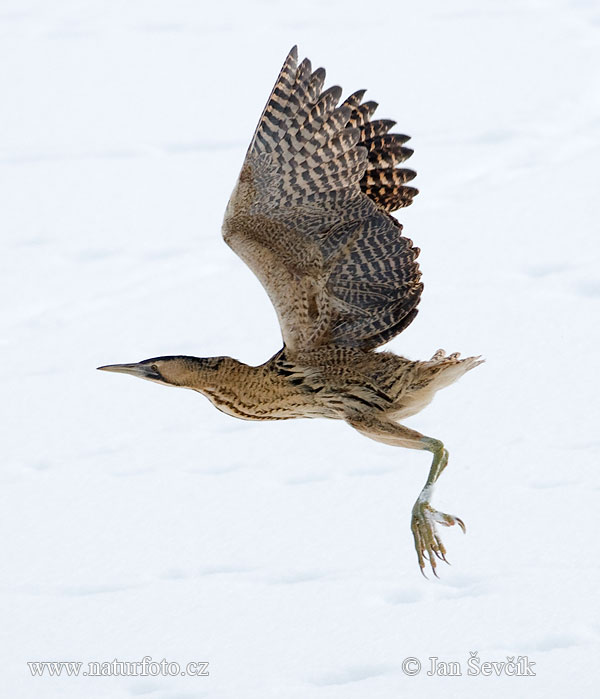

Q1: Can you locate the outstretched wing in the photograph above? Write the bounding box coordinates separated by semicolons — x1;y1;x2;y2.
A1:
222;46;422;353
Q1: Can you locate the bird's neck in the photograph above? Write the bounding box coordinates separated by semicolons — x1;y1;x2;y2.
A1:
175;356;248;390
182;357;270;420
185;354;303;421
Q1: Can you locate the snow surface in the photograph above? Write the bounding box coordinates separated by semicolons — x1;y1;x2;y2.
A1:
1;1;599;697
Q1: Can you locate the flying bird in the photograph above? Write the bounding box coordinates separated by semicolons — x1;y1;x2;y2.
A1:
99;47;482;576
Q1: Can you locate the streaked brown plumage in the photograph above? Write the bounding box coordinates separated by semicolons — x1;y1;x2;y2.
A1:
99;47;483;576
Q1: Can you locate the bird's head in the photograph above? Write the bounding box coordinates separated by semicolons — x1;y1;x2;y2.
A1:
97;355;232;390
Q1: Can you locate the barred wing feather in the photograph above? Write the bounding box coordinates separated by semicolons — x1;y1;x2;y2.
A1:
222;46;422;352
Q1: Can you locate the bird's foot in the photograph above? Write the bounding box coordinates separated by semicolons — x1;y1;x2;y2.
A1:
411;498;465;577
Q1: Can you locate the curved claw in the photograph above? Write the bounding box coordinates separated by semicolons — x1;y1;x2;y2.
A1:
411;501;465;578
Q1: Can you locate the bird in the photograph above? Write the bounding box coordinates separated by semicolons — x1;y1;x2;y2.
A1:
98;47;483;576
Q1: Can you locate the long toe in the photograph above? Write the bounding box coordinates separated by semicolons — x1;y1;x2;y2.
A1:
411;503;465;577
432;510;466;532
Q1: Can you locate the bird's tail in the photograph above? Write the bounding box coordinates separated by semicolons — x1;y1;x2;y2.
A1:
418;350;485;392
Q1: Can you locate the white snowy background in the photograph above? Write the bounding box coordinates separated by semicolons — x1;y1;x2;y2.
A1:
1;0;599;697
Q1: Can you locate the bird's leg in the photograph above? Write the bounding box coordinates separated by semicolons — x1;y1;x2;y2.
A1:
346;414;465;577
411;438;465;577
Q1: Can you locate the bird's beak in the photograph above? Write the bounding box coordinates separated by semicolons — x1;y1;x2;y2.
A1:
97;363;160;380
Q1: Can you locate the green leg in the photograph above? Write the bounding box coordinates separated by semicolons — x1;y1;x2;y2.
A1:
411;438;465;577
346;415;465;578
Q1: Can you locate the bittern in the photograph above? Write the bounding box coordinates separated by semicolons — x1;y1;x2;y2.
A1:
99;47;483;576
